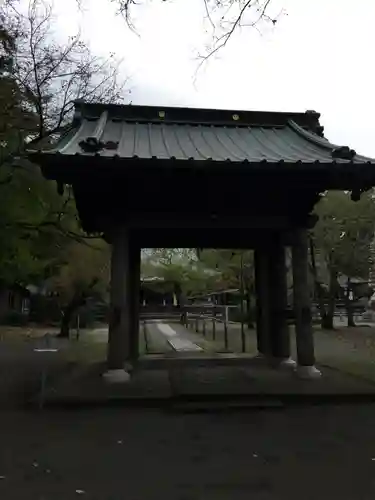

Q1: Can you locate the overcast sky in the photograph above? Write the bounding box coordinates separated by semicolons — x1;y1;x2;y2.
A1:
56;0;375;157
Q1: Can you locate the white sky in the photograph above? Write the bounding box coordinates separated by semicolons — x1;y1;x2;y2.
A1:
55;0;375;157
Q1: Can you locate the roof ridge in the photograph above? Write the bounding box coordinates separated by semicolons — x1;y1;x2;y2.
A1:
72;100;319;129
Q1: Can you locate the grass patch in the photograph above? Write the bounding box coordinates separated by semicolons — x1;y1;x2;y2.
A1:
63;340;108;364
0;325;59;343
188;320;375;382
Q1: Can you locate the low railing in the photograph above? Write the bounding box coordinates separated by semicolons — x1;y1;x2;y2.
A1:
184;310;231;350
139;304;235;321
139;304;236;352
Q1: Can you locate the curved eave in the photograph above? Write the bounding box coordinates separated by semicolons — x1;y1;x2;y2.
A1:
27;150;375;193
288;120;374;163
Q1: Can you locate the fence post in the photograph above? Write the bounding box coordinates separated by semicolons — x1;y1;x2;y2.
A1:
224;319;228;351
143;320;148;353
240;300;246;353
202;319;206;337
76;314;80;341
212;309;216;341
195;317;199;333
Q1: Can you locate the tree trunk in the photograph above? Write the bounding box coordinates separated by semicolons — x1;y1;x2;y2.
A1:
345;278;355;327
59;294;86;338
322;266;338;330
174;282;185;308
316;281;331;328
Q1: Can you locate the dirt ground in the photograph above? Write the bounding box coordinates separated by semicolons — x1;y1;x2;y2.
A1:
198;322;375;381
1;326;375;499
1;405;375;500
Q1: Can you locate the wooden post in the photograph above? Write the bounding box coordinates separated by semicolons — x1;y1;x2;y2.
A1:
224;319;228;351
212;309;216;341
240;253;246;353
143;321;149;354
268;235;294;367
254;248;270;357
292;229;321;378
106;225;133;377
76;313;80;342
129;244;141;365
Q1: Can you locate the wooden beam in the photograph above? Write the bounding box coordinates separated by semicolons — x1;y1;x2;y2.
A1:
126;212;292;230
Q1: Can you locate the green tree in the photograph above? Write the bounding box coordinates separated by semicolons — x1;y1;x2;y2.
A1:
198;249;255;325
0;0;126;312
49;239;110;336
312;191;375;329
0;162;75;286
141;249;204;305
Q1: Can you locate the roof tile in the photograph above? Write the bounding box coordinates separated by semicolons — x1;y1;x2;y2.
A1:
31;102;375;166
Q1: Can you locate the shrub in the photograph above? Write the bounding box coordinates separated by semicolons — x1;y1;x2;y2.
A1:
29;296;61;324
1;310;29;326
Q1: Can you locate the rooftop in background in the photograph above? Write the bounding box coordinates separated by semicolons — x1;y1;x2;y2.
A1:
30;101;374;166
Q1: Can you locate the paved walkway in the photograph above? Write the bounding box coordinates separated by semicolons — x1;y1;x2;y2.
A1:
86;321;208;354
155;322;203;352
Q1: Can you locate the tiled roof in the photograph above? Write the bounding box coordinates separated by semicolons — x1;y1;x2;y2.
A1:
31;102;374;165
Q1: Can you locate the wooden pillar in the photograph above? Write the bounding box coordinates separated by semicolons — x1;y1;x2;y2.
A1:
254;248;271;357
292;229;321;378
106;225;134;375
268;235;293;364
129;244;141;364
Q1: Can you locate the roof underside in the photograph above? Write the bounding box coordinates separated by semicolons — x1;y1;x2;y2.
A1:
33;102;374;166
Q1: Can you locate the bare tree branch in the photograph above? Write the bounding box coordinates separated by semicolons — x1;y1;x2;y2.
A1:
199;0;254;67
114;0;278;64
8;1;126;126
1;0;128;166
28;0;51;137
203;0;216;34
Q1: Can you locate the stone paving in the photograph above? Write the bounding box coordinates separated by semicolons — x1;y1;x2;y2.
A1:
155;322;203;352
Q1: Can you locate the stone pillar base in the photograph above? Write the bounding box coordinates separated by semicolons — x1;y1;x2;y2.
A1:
123;361;134;372
294;365;322;379
253;352;268;361
272;357;297;370
251;352;273;365
102;369;131;383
